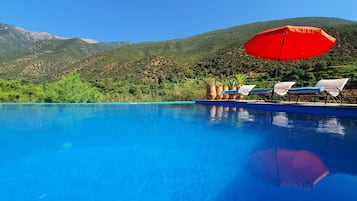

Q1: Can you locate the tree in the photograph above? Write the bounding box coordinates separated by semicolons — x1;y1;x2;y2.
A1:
43;72;102;102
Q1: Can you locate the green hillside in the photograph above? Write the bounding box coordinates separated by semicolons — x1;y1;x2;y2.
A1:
70;17;356;85
193;22;357;86
0;17;356;102
0;38;129;82
0;23;60;54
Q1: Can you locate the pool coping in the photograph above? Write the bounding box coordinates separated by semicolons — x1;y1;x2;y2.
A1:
195;100;357;119
1;100;356;119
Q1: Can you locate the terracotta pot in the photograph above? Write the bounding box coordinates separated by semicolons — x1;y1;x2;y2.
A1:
215;85;223;100
228;86;237;100
236;86;244;100
236;94;244;101
222;86;229;100
206;85;216;100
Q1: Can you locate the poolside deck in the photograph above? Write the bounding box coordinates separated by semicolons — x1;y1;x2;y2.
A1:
195;100;357;119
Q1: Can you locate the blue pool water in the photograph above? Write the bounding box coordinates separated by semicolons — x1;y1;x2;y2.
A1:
0;103;356;201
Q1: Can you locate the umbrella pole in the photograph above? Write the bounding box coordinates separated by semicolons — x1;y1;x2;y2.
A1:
274;61;280;83
271;32;286;101
271;61;280;101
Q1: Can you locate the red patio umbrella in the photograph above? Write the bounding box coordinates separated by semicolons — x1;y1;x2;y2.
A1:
244;25;336;81
247;148;330;189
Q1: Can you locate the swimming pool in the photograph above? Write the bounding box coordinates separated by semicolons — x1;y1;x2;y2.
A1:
0;103;356;201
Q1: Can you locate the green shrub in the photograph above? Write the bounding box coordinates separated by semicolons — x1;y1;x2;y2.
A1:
43;72;102;103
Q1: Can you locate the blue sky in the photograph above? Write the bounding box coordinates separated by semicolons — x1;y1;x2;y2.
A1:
1;0;356;43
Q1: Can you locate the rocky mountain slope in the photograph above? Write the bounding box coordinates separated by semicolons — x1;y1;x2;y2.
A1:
0;23;130;82
0;17;356;87
0;23;65;53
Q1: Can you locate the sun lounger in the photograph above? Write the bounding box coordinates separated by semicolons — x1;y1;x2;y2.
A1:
288;78;349;103
317;118;345;136
222;85;256;96
272;112;294;128
249;81;296;100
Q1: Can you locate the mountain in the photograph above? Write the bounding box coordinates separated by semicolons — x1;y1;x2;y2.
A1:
0;23;65;53
0;38;130;82
0;23;131;82
0;17;356;87
68;17;357;84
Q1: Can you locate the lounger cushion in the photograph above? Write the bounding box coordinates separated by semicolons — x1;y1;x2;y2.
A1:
288;87;324;94
248;82;295;96
222;90;239;95
249;89;273;95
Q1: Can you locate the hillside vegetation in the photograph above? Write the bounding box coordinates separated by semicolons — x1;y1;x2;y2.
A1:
0;17;356;102
0;38;129;82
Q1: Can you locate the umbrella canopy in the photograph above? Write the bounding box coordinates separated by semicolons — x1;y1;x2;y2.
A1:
246;148;330;189
244;25;336;61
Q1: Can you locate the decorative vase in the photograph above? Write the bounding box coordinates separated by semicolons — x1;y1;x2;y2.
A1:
228;86;237;100
215;85;223;100
222;86;229;100
237;94;244;101
235;86;244;100
206;85;216;100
